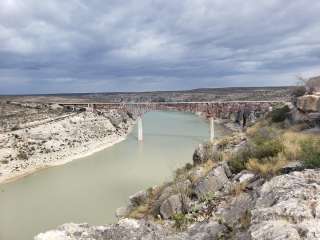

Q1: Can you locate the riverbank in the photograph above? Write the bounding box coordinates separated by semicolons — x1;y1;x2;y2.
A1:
0;110;136;184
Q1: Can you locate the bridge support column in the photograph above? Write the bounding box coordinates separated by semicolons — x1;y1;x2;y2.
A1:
138;116;143;141
209;117;214;142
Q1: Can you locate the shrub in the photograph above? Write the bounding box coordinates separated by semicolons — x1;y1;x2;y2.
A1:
252;138;283;159
249;127;284;159
291;86;306;97
300;138;320;168
172;213;188;230
245;155;287;177
270;105;291;123
199;191;216;203
229;126;284;174
228;147;252;173
128;204;149;219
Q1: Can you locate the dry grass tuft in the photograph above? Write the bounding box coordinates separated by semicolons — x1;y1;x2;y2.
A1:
245;154;288;177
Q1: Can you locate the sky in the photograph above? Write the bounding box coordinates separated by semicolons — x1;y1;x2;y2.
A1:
1;0;320;94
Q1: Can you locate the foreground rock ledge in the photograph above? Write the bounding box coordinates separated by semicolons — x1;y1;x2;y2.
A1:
35;169;320;240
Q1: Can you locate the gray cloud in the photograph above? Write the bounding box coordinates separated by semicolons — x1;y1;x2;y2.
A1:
0;0;320;94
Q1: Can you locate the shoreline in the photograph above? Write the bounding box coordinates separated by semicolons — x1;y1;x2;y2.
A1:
0;120;136;185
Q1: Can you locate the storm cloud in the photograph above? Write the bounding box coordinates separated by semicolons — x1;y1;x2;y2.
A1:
1;0;320;94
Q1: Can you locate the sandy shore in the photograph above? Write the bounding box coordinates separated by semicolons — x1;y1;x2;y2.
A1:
0;110;136;185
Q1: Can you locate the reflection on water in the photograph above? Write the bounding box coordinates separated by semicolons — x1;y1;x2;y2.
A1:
0;111;226;240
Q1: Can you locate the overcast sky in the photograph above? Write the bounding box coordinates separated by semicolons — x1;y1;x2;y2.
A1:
1;0;320;94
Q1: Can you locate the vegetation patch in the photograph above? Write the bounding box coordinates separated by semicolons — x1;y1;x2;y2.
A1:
300;138;320;168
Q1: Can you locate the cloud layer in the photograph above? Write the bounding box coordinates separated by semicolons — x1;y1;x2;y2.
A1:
1;0;320;94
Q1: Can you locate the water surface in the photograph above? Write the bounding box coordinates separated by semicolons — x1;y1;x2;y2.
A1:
0;111;226;240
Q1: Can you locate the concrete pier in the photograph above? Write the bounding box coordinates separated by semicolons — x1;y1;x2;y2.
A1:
209;117;214;142
138;116;143;141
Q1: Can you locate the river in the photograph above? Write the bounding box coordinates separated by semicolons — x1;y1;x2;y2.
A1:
0;111;228;240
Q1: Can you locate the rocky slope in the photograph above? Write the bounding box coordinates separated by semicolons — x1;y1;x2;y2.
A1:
0;105;135;184
35;166;320;240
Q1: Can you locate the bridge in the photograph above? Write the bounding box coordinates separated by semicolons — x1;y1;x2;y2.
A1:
50;101;285;142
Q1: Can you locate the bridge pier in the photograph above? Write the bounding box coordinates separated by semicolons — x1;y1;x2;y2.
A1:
138;116;143;141
209;117;215;142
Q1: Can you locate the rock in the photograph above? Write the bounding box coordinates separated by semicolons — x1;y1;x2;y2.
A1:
249;169;320;240
193;143;218;165
116;206;130;219
218;193;254;227
193;144;205;165
35;220;169;240
193;165;229;199
186;220;227;240
233;170;256;184
289;108;310;124
297;95;320;112
152;180;191;216
280;161;303;174
160;194;183;219
250;221;301;240
129;190;148;207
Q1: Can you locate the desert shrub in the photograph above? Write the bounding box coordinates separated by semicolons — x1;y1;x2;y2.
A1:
249;127;284;159
282;131;310;161
251;138;283;159
300;138;320;168
128;204;149;219
270;105;290;123
172;213;188;230
291;86;306;98
229;126;284;173
199;191;216;203
245;155;287;177
228;147;252;173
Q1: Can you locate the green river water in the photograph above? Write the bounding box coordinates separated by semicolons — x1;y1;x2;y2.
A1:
0;111;227;240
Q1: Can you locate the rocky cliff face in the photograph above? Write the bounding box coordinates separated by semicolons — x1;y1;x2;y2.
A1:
34;165;320;240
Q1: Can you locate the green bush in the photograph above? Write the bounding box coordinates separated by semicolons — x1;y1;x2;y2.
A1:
172;213;188;230
228;147;252;173
270;105;290;123
252;138;283;159
300;138;320;168
228;127;284;173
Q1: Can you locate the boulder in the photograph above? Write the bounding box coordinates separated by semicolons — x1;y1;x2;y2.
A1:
297;95;320;112
193;144;205;165
35;219;169;240
160;194;183;219
186;220;227;240
289;108;310;124
233;170;256;184
151;180;191;215
129;190;148;207
193;143;218;165
217;193;254;227
193;165;229;199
